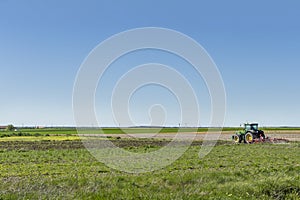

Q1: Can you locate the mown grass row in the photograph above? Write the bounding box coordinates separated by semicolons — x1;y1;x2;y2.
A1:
0;140;299;199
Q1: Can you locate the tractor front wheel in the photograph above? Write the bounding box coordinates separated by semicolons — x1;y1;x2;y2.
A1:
245;132;253;144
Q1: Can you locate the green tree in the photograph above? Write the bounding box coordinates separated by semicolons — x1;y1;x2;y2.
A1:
6;124;15;131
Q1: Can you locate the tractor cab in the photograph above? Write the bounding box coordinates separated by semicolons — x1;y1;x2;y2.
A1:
245;123;258;132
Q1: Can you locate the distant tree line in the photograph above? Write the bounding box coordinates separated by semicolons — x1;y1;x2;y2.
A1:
6;124;15;131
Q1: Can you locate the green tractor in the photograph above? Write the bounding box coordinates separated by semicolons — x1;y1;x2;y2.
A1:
232;123;265;144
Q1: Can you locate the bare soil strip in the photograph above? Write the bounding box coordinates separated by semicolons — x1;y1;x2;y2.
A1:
78;130;300;141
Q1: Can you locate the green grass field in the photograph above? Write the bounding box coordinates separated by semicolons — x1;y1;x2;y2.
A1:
1;126;300;138
0;134;299;199
2;127;205;136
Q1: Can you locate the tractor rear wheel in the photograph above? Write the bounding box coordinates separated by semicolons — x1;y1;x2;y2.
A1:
233;135;241;143
245;132;253;144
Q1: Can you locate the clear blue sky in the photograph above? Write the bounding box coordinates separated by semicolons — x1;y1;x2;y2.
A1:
1;0;299;127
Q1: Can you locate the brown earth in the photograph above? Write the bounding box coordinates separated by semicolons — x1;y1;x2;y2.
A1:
0;131;298;151
79;130;300;141
0;139;233;151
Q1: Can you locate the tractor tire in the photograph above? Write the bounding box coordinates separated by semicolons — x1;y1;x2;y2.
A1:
233;135;241;143
245;132;253;144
